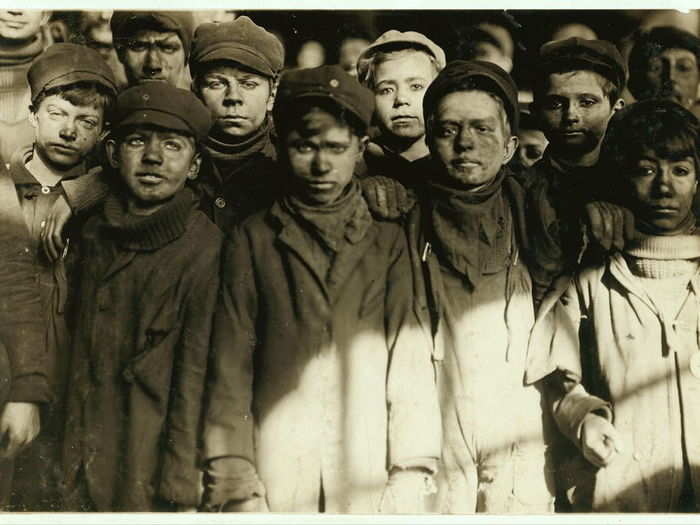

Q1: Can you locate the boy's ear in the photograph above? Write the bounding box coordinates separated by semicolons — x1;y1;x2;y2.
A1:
40;11;51;26
612;98;625;113
503;135;519;165
266;77;279;113
28;108;38;130
357;135;369;156
187;152;202;181
105;138;120;169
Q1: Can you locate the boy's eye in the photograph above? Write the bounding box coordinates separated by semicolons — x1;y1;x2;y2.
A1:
125;136;145;147
410;83;425;91
326;144;349;154
157;42;180;54
376;86;394;96
673;165;691;176
474;125;492;133
293;142;314;153
163;140;182;151
241;80;259;89
205;79;225;90
579;98;598;108
544;99;564;110
634;165;656;177
436;125;458;138
127;41;148;52
677;61;695;74
80;119;98;129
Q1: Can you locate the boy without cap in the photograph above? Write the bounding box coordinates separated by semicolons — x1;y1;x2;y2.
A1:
525;38;627;307
202;65;440;513
61;83;221;511
356;30;445;189
410;60;554;513
0;43;117;510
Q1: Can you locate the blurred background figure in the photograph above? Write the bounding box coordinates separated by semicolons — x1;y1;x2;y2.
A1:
551;22;598;41
0;10;52;166
77;10;128;90
192;10;237;29
477;20;515;71
338;36;370;77
452;26;512;72
509;109;548;186
628;26;700;116
295;39;325;68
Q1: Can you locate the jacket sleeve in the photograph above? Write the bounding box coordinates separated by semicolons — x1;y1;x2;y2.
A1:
201;226;264;506
0;174;49;403
158;231;223;506
528;273;611;448
61;169;110;214
385;225;441;473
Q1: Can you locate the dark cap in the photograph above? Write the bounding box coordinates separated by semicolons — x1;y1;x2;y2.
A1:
538;37;627;91
628;26;700;100
111;11;194;58
28;43;117;101
113;83;211;141
423;60;519;134
274;65;375;130
357;29;446;85
191;17;284;78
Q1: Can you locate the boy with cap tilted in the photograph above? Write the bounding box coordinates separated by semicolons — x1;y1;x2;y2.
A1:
61;82;221;511
356;30;445;189
411;60;553;513
525;37;628;308
0;42;117;510
202;65;440;513
189;16;286;230
110;10;194;88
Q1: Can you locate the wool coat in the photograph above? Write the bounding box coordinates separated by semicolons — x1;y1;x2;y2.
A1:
527;253;700;511
62;189;222;511
203;199;441;513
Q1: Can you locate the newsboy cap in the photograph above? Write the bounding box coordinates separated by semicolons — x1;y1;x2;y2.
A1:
423;60;519;134
274;65;375;130
111;11;195;58
113;82;211;141
356;30;446;85
628;26;700;100
28;43;117;101
191;17;284;78
538;37;627;92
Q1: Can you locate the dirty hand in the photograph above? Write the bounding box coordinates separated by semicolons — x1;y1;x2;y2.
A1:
0;402;40;459
221;496;269;512
361;176;415;220
41;194;72;262
580;413;623;468
584;201;635;252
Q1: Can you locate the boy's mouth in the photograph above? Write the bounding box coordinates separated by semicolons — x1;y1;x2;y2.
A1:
50;143;79;154
137;173;165;184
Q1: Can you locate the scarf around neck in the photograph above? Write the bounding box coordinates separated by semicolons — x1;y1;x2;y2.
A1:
0;33;45;66
428;167;510;288
282;179;372;253
204;115;273;173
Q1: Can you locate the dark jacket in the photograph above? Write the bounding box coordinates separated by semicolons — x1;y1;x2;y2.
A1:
62;188;222;511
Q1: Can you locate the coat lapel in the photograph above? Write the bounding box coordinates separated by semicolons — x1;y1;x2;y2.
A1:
326;222;379;300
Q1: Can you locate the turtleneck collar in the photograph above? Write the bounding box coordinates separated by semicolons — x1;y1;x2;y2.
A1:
205;115;273;160
0;33;46;66
101;188;195;252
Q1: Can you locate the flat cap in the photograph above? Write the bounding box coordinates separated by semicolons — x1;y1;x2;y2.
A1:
111;11;194;58
191;17;284;78
356;30;446;85
538;37;627;91
424;60;519;134
28;43;117;101
113;82;211;141
274;65;375;129
628;26;700;100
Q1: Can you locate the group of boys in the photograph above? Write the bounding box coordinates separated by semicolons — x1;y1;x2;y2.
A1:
1;8;700;514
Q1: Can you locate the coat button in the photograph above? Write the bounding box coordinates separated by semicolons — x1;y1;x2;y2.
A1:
215;197;226;209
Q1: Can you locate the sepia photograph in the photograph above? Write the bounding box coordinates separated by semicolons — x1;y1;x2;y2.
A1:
0;4;699;522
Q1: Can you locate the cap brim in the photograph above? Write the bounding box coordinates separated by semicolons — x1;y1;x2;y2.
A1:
43;71;116;96
279;90;371;128
195;47;274;77
117;109;194;136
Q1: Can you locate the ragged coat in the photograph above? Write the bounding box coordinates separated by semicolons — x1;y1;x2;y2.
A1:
203;199;441;513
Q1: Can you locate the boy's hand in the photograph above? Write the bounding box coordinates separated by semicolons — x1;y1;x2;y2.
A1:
221;496;269;512
0;402;40;459
41;194;72;262
580;413;623;468
361;176;415;220
584;201;635;252
379;469;432;514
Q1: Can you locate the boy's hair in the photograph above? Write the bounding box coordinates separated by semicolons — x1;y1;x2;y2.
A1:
426;77;511;138
275;98;367;141
601;99;700;201
363;45;441;89
452;26;503;61
532;67;621;107
30;81;116;125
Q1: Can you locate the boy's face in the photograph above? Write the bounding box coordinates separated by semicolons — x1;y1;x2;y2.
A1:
373;50;436;144
429;90;517;188
198;64;273;140
644;48;699;109
29;94;104;171
627;149;697;234
106;126;200;214
535;70;618;159
0;10;48;41
120;30;186;86
284;107;366;206
515;128;548;169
